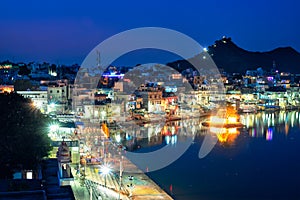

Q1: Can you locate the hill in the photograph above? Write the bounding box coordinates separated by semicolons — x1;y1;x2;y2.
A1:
167;37;300;74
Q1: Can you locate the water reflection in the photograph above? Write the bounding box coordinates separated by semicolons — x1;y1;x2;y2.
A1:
240;111;300;140
120;111;300;151
209;127;240;144
145;111;300;200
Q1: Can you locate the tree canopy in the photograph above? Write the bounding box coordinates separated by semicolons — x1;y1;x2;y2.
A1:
18;65;31;76
0;93;52;179
13;80;35;91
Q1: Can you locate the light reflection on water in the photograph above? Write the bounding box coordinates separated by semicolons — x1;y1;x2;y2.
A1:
241;111;300;139
123;111;300;151
124;111;300;200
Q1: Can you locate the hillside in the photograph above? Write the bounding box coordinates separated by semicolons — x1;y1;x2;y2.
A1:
167;37;300;74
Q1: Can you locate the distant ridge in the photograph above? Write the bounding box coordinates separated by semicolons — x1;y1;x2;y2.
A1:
167;37;300;74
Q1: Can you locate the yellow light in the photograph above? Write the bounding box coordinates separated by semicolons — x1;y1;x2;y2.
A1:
0;86;14;93
227;117;237;124
217;133;229;143
228;128;237;134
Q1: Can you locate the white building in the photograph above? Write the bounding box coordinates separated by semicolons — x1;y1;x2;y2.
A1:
47;82;69;114
17;90;48;113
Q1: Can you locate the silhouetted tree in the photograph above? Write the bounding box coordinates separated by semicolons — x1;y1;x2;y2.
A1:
18;65;31;76
13;80;34;91
0;93;52;179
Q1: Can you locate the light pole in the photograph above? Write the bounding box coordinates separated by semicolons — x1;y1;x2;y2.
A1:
100;164;111;187
118;156;123;200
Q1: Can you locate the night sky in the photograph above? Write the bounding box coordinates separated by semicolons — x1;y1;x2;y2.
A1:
1;0;300;65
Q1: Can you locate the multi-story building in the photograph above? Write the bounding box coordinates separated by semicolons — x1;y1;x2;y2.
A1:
47;81;69;114
163;92;179;116
138;89;163;113
127;94;143;110
48;82;68;103
134;83;164;112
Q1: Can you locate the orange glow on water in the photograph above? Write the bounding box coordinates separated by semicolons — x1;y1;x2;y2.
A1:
210;127;239;144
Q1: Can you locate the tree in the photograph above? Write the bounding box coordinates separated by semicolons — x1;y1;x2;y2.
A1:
13;80;35;91
18;65;31;76
0;93;52;179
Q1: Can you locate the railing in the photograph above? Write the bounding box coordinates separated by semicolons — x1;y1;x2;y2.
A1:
85;177;129;200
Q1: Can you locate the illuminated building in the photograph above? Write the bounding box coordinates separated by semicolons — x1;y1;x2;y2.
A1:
17;90;48;113
0;85;14;93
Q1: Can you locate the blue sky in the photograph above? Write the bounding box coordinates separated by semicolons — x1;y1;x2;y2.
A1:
0;0;299;65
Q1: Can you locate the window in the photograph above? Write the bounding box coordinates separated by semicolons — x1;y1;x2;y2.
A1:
50;90;52;93
26;171;33;179
57;90;59;93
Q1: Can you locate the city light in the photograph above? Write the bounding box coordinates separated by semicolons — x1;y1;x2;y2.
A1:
227;116;237;124
266;128;273;141
209;127;226;134
210;116;226;125
50;102;56;108
49;124;59;132
33;101;42;108
2;3;300;200
100;164;112;188
115;134;121;143
100;164;111;175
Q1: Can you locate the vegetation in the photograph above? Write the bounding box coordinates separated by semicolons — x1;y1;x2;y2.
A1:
18;65;31;76
13;80;36;91
0;93;52;179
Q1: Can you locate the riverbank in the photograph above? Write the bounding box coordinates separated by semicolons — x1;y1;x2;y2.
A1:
80;153;174;200
72;133;174;200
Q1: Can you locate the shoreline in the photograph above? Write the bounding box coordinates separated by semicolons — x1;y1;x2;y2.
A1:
128;107;300;126
79;108;300;199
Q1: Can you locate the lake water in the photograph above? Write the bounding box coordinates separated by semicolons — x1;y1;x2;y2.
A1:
128;111;300;200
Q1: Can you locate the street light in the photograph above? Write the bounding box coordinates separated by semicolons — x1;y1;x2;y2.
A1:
50;102;56;108
49;124;59;132
100;164;111;187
